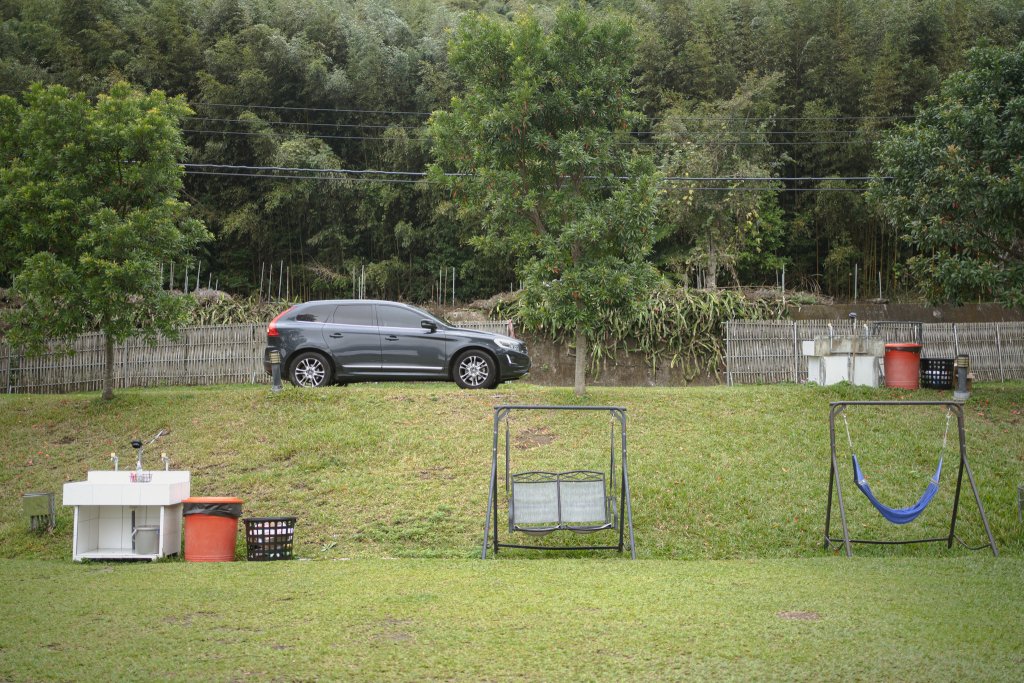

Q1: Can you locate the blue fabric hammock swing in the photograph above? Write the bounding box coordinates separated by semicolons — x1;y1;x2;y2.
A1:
844;408;951;525
851;454;942;524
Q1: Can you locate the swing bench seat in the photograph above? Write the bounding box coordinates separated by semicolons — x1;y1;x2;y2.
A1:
509;470;618;536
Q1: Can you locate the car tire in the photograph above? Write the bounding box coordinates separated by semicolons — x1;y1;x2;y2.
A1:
453;350;497;389
289;351;332;388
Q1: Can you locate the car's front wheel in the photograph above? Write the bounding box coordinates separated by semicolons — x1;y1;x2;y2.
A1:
289;352;332;387
453;350;497;389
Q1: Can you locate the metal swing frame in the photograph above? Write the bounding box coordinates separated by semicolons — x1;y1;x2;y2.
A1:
482;405;636;559
824;401;998;557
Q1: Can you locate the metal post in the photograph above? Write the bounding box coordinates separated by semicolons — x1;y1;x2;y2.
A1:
853;263;858;303
482;407;504;559
269;349;282;393
620;408;636;559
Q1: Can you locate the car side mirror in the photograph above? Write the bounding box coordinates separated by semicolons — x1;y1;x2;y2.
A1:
421;320;437;332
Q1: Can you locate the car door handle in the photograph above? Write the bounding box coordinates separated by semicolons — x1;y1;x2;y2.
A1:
329;333;344;339
384;335;399;341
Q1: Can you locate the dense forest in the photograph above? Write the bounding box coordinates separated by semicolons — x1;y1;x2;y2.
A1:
2;0;1022;304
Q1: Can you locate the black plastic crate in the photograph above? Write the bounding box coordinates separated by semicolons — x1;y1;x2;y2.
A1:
243;517;296;561
920;358;954;389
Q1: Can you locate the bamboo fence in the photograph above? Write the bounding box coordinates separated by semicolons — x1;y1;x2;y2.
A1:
726;320;1024;385
0;321;515;394
1;325;267;394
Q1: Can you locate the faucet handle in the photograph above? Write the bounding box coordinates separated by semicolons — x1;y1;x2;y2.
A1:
131;440;142;449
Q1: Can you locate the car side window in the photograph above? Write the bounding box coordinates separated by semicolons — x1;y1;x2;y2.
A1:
376;305;424;329
293;304;338;323
332;304;376;326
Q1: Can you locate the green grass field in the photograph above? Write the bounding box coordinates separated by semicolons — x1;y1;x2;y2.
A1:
1;382;1022;680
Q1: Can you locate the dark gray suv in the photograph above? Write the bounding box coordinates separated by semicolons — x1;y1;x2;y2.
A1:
263;300;530;389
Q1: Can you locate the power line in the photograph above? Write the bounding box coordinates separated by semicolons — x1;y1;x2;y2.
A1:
190;101;432;116
181;163;886;182
183;127;879;147
188;99;910;123
184;169;871;191
191;116;420;131
192;115;880;137
181;163;883;191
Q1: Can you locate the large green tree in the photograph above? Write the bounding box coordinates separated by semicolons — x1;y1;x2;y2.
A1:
429;6;661;395
869;41;1024;305
0;82;210;399
655;73;785;289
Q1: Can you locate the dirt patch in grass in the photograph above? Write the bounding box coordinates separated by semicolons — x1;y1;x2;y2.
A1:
514;426;555;449
777;611;820;621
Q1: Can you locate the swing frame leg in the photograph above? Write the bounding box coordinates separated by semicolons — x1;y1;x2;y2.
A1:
825;405;852;556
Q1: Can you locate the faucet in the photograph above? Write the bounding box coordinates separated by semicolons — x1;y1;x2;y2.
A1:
131;440;144;472
110;452;118;471
130;429;168;473
161;452;170;471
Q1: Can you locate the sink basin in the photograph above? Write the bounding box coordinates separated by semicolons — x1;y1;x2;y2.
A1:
63;471;191;507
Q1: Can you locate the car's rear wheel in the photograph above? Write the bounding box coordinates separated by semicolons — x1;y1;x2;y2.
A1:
453;350;497;389
289;352;331;387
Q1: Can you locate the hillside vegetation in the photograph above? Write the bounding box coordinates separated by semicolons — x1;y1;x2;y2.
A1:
2;382;1021;560
2;1;1022;302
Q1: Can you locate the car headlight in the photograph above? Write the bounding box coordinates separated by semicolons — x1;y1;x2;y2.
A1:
494;337;524;352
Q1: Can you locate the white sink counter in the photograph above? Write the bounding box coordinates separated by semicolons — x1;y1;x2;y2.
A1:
63;471;190;507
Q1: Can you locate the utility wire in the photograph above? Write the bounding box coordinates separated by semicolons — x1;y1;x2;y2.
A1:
188;99;912;123
181;163;888;182
182;164;881;190
183;127;878;146
192;115;879;137
184;169;871;191
190;101;432;116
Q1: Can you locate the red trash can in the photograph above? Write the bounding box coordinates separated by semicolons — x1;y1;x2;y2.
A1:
884;343;922;389
183;497;243;562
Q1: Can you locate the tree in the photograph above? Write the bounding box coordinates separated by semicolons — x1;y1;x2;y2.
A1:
869;41;1024;306
429;7;661;396
0;82;210;399
654;73;784;289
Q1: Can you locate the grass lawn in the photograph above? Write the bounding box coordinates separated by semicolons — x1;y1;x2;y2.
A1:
1;557;1022;682
1;381;1022;680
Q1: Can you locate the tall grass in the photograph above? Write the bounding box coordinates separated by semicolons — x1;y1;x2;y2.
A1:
495;288;785;379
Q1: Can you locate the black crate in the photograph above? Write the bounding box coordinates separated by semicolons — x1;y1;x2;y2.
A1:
243;517;296;561
920;358;954;389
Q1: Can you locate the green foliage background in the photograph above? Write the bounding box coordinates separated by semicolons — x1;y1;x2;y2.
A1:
1;0;1022;306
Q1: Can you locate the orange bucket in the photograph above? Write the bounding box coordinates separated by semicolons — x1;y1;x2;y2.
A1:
183;497;243;562
884;343;922;389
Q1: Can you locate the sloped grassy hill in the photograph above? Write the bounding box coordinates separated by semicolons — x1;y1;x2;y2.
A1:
2;382;1021;560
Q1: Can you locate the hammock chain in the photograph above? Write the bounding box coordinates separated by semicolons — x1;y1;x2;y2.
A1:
843;406;954;458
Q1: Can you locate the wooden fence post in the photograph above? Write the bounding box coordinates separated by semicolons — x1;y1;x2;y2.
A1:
996;324;1004;382
725;321;733;387
792;322;799;383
